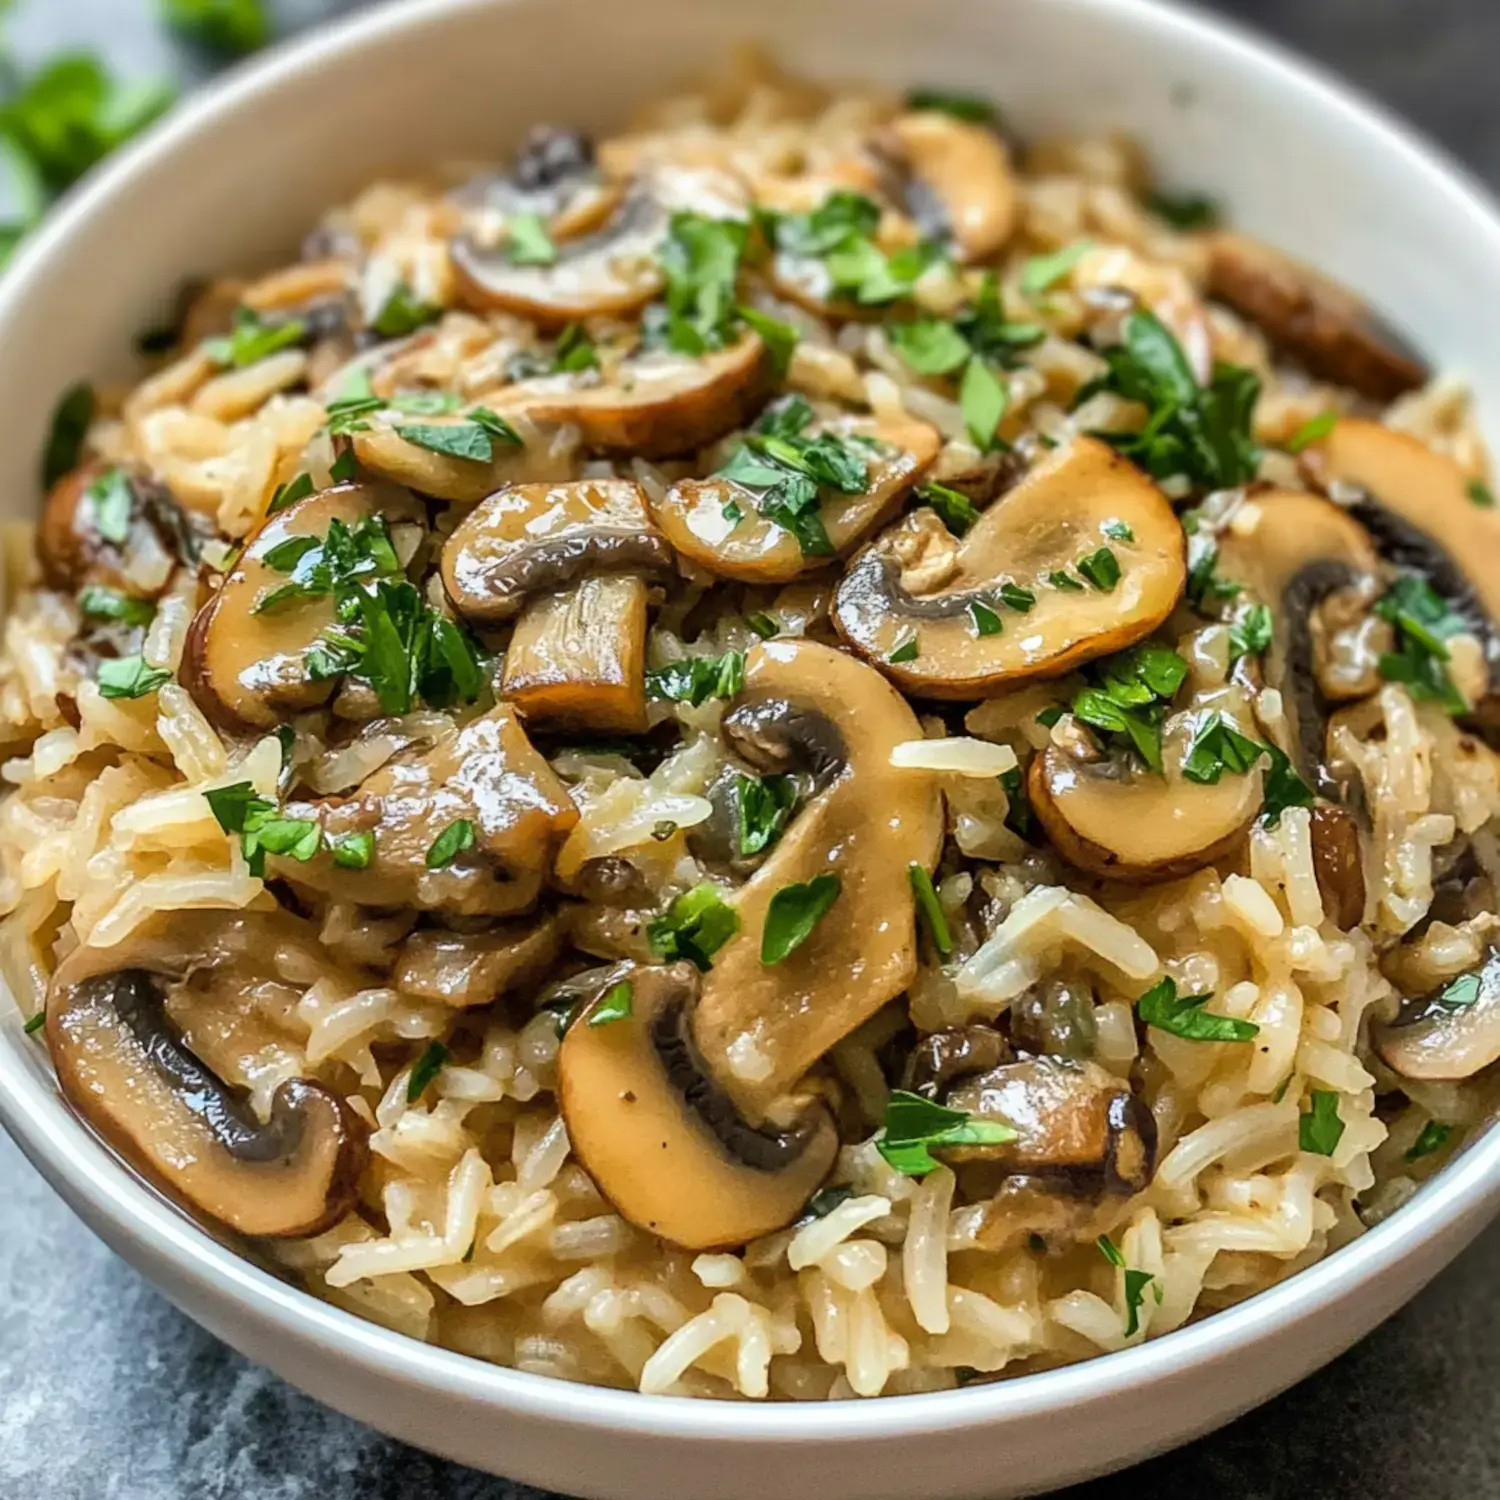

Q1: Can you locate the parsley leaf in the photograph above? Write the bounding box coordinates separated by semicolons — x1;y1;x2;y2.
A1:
1259;744;1314;828
42;383;94;488
506;211;557;266
1180;711;1265;786
890;318;972;375
645;650;744;707
267;471;315;515
657;212;749;353
647;883;739;970
331;830;374;869
1405;1119;1454;1162
162;0;271;54
968;599;1003;637
909;863;953;958
1076;546;1120;591
587;979;634;1027
1123;1268;1156;1337
1145;190;1219;229
1020;240;1091;297
1137;976;1259;1042
761;873;840;964
737;773;796;857
96;654;172;699
426;818;476;869
205;306;305;369
78;585;154;627
371;281;440;338
904;88;1001;124
86;467;134;544
737;305;799;378
1070;643;1190;773
406;1040;448;1103
888;631;920;664
1229;602;1273;661
1374;574;1469;715
393;411;521;462
917;481;981;536
1299;1089;1345;1156
1286;410;1338;454
877;1089;1016;1177
203;780;321;876
1467;477;1495;510
960;356;1008;451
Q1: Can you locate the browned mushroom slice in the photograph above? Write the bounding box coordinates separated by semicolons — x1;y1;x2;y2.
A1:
350;417;558;507
1028;730;1263;883
499;335;772;459
1309;804;1366;930
1374;948;1500;1081
1207;231;1427;401
393;913;564;1008
442;479;671;622
903;1024;1012;1098
941;1056;1157;1193
685;639;944;1121
180;480;425;733
1215;489;1381;785
39;461;205;599
833;436;1185;697
886;110;1018;264
279;704;578;917
48;962;365;1238
502;575;652;733
558;962;837;1250
652;414;941;584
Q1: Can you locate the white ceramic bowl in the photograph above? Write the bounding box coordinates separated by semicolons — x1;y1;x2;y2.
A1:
3;1;1500;1495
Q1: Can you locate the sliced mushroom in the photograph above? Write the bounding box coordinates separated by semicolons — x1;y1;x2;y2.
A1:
498;334;772;459
1310;804;1366;929
902;1024;1011;1099
442;479;673;733
350;414;575;506
279;704;578;917
653;413;941;584
557;961;838;1250
941;1056;1157;1193
181;480;425;733
685;639;944;1121
40;461;206;599
1374;947;1500;1081
1215;489;1381;786
1206;231;1427;401
833;436;1185;697
885;110;1018;263
393;912;565;1008
47;935;366;1239
451;167;745;326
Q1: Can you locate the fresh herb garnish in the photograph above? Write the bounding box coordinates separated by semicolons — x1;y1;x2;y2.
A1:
370;281;440;338
737;305;799;378
393;409;522;463
1229;602;1273;661
587;979;634;1027
904;87;1000;124
761;874;840;964
959;356;1008;451
1434;971;1483;1011
888;631;920;664
1070;643;1189;773
205;306;305;369
737;773;796;857
96;654;172;700
505;211;557;266
656;212;749;354
916;481;981;536
84;467;133;545
1096;1236;1155;1336
1137;976;1259;1042
1036;704;1064;729
876;1089;1016;1177
549;322;599;374
1374;574;1469;716
1185;539;1241;611
1181;711;1265;786
890;318;972;376
746;612;780;639
767;190;940;306
426;818;476;870
1467;477;1495;509
1048;568;1085;592
23;1010;46;1035
78;586;154;627
1299;1089;1345;1157
909;863;953;958
1097;1234;1126;1267
1019;240;1091;298
406;1040;448;1103
331;830;374;869
1076;546;1120;592
163;0;271;54
647;883;739;971
203;780;321;876
968;599;1003;637
268;471;315;515
42;383;95;488
1259;744;1314;828
1405;1119;1454;1162
999;765;1035;842
1286;411;1338;454
645;650;745;707
1145;189;1220;229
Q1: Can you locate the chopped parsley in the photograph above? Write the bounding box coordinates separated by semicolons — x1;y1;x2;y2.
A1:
1405;1119;1454;1162
78;586;154;628
203;780;321;876
766;190;941;307
370;281;440;338
23;1010;46;1035
205;306;305;369
425;818;476;869
645;650;745;706
1229;602;1274;661
647;883;739;970
1096;1233;1125;1268
393;408;522;463
889;318;972;376
655;212;749;354
43;383;95;488
87;467;134;545
406;1040;448;1103
1299;1089;1345;1157
1076;545;1120;592
877;1089;1016;1177
1433;971;1483;1012
96;654;172;700
888;631;920;664
1071;645;1187;772
1019;240;1092;298
163;0;271;54
1467;477;1495;509
745;612;780;639
999;765;1035;842
505;211;557;266
331;830;374;869
761;873;841;964
1036;704;1064;729
959;356;1008;452
1144;190;1219;230
267;471;315;514
909;863;953;958
1259;744;1314;828
1096;1236;1157;1337
1185;539;1241;611
1048;568;1085;592
916;481;981;536
587;979;634;1027
737;772;796;857
1374;574;1469;715
903;87;1001;125
737;305;799;378
1181;711;1265;785
1137;976;1259;1043
1085;309;1261;491
1286;410;1338;454
968;599;1003;637
1101;520;1135;542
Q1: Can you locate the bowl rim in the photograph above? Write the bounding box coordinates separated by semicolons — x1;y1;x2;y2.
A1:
5;0;1500;1444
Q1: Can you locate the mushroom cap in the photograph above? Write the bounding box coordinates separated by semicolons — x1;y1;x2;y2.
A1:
833;436;1186;697
887;110;1018;264
47;937;366;1240
1028;732;1263;884
653;413;941;584
1374;948;1500;1081
497;334;773;460
557;962;838;1250
686;638;944;1120
181;479;425;733
441;478;672;622
1207;231;1427;402
350;416;576;505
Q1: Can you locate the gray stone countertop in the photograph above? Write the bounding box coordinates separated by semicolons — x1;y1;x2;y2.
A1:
5;1;1500;1496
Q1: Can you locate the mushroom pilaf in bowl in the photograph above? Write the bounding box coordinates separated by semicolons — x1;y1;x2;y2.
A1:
7;0;1500;1488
